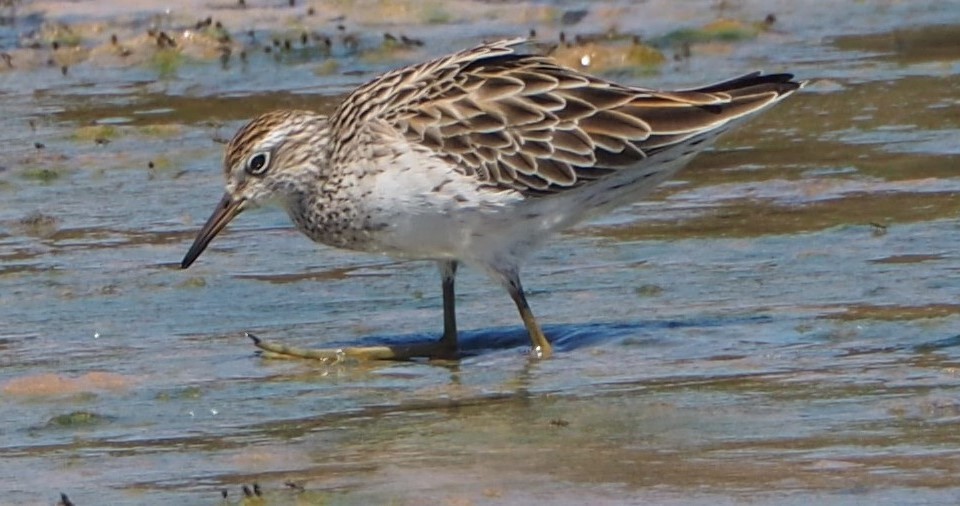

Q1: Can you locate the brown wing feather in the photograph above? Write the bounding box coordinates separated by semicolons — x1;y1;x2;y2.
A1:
329;39;802;195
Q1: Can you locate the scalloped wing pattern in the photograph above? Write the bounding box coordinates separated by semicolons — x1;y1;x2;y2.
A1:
329;39;801;195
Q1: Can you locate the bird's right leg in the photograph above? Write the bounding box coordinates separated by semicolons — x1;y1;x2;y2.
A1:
495;267;554;359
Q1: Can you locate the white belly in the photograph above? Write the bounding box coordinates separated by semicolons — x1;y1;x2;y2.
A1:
363;156;529;265
357;124;707;269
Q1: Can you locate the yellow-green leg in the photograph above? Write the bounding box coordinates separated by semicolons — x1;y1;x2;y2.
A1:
502;270;553;359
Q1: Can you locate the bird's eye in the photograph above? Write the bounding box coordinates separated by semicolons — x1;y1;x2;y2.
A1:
246;152;270;176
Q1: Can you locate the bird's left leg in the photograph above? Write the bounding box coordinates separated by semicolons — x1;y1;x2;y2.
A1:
437;260;459;355
248;261;462;361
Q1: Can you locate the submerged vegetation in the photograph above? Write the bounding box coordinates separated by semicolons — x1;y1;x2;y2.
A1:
19;167;62;183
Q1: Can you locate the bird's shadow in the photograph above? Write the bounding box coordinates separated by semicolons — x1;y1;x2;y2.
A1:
253;316;960;362
330;314;777;357
912;334;960;353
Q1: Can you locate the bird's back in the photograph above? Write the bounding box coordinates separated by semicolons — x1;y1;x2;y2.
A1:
315;39;802;264
328;39;801;197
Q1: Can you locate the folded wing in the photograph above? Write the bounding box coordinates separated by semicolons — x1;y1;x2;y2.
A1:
329;39;802;195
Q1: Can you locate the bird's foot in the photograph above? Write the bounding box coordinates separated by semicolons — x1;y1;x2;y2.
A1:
246;333;460;362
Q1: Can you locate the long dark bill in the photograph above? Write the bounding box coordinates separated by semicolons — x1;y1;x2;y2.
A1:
181;194;245;269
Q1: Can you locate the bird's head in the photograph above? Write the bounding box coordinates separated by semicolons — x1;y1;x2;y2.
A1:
181;109;329;268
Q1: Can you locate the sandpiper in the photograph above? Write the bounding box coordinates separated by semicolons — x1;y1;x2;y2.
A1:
181;38;802;360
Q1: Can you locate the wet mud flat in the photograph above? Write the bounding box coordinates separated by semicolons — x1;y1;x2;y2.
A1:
1;0;960;504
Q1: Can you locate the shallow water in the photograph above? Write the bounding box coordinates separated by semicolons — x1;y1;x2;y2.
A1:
1;1;960;504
